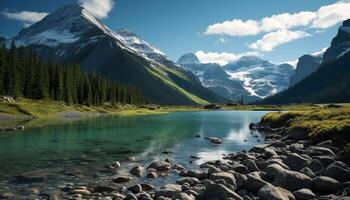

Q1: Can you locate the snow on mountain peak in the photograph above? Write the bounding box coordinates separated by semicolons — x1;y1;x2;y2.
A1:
177;53;201;65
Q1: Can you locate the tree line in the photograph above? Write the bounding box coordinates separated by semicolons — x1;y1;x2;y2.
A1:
0;41;147;105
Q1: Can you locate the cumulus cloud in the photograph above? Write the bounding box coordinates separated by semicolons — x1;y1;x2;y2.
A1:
204;1;350;37
205;19;259;36
195;50;261;66
249;30;310;52
79;0;114;19
1;10;48;25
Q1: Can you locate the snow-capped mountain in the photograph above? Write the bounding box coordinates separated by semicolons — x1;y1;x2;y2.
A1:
177;54;290;102
224;56;294;99
289;53;323;87
323;19;350;63
11;4;224;105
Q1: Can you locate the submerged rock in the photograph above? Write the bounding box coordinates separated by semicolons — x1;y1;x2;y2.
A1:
148;160;171;171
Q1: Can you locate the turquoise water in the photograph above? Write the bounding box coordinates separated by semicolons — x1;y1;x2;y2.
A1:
0;111;268;192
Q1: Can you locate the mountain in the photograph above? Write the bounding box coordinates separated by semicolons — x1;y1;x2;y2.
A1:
12;4;225;105
323;19;350;63
261;19;350;104
177;53;253;101
289;53;323;87
224;56;294;99
177;54;292;103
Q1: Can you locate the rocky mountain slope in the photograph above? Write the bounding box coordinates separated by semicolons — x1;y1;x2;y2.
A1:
289;54;323;87
10;4;225;105
261;19;350;104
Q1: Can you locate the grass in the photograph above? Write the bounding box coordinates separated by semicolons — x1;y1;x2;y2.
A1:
260;105;350;160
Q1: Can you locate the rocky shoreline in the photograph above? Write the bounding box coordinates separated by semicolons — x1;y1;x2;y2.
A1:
2;121;350;200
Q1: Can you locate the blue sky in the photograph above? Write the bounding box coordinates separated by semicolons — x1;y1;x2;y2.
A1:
0;0;349;65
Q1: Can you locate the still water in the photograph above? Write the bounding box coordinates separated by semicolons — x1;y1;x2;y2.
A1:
0;111;268;194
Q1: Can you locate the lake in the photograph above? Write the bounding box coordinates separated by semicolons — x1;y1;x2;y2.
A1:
0;110;268;197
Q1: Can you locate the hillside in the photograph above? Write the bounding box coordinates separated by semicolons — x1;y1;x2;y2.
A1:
9;4;225;105
261;51;350;104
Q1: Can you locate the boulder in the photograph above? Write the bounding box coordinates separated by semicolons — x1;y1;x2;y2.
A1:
307;159;324;173
69;189;91;195
93;185;118;193
283;153;310;171
273;169;312;192
128;184;142;194
233;163;249;174
146;172;158;178
257;184;295;200
307;146;336;157
243;159;260;172
113;176;132;183
244;173;270;193
171;192;195;200
312;176;340;194
210;172;237;187
176;177;200;186
208;137;222;144
129;166;144;177
125;193;138;200
264;164;286;180
265;148;278;158
325;164;350;182
204;183;243;200
299;167;316;178
313;156;336;167
148;160;171;171
292;188;316;200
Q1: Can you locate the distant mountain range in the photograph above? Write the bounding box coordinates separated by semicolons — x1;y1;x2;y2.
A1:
262;19;350;104
177;54;294;103
6;4;225;105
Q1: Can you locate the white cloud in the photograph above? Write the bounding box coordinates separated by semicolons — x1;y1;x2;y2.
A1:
311;1;350;29
1;10;48;25
249;30;310;52
195;50;261;66
204;1;350;37
205;19;259;36
79;0;114;19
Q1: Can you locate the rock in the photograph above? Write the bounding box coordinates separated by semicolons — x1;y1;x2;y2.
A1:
231;171;248;188
293;188;316;200
307;159;324;173
181;183;191;191
312;176;340;194
173;164;186;171
273;169;312;192
244;173;270;193
270;141;287;148
155;189;178;198
111;161;121;168
129;166;144;176
204;183;243;200
128;184;142;194
299;167;316;178
140;183;154;191
264;164;286;180
307;146;336;157
257;184;295;200
163;184;182;192
125;193;138;200
210;172;236;186
94;185;118;193
171;192;195;200
146;172;158;178
325;164;350;182
233;163;249;174
19;188;40;195
265;148;278;158
203;104;221;109
250;144;271;153
208;137;222;144
176;177;200;186
243;159;260;172
69;189;91;195
284;153;310;171
148;160;171;171
113;176;132;183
